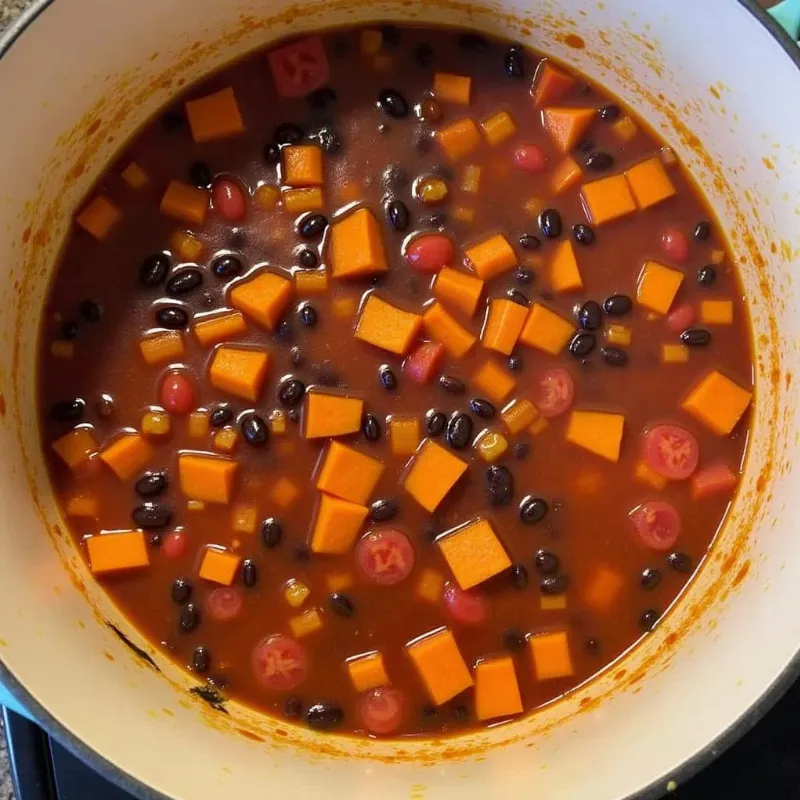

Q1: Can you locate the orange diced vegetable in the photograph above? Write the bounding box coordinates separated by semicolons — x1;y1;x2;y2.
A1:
310;493;369;554
565;410;625;462
636;260;684;314
282;144;323;187
355;294;423;355
75;196;122;241
209;346;270;402
333;295;358;319
474;656;523;721
434;72;471;104
325;573;352;593
416;568;445;603
549;240;583;293
624;156;676;209
472;359;516;403
502;398;540;434
403;439;468;512
583;566;625;612
347;651;390;691
360;29;383;55
451;205;475;224
437;517;511;589
304;390;364;438
692;462;738;499
269;409;287;434
141;410;170;437
406;628;473;705
232;504;258;534
436;118;482;162
541;594;567;611
270;476;300;508
52;428;98;469
295;269;328;295
160;180;209;226
530;417;549;436
481;298;526;355
662;343;689;363
121;162;149;189
464;233;517;280
283;187;324;213
519;304;574;354
283;579;311;607
185;86;245;143
700;300;734;325
254;184;281;210
529;631;574;680
289;608;323;637
66;493;99;519
541;106;595;153
550;156;583;195
433;266;484;317
213;425;239;454
532;61;575;107
635;460;667;490
100;433;153;480
422;301;476;357
474;430;509;463
86;531;149;575
681;370;752;435
580;175;636;226
230;270;293;330
169;230;206;262
710;249;725;265
316;441;384;504
606;324;632;347
198;548;241;585
193;310;247;347
330;208;388;279
179;453;238;504
460;164;482;194
50;341;74;359
188;410;210;439
481;110;517;145
139;330;185;366
389;415;421;456
611;115;638;142
336;181;362;204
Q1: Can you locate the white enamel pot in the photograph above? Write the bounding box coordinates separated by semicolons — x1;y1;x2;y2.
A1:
0;0;798;798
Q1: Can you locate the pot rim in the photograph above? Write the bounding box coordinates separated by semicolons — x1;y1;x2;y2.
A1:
0;1;797;798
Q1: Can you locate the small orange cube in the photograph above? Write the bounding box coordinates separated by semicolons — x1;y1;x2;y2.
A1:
316;441;385;504
474;656;523;721
519;304;574;355
471;359;516;403
580;174;636;225
636;261;684;314
355;294;422;356
86;531;149;575
209;346;270;402
310;493;369;554
681;370;752;435
624;156;676;210
565;410;625;462
304;390;364;439
406;627;473;705
282;145;324;187
529;631;574;681
437;517;511;590
347;651;390;691
185;86;245;143
403;439;468;512
198;547;241;586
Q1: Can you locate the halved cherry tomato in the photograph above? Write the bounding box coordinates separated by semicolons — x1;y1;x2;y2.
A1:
692;462;738;499
207;587;243;621
358;687;407;735
356;529;415;586
160;372;195;415
268;36;330;99
405;234;454;273
643;424;699;480
514;144;548;172
534;368;575;417
630;501;681;550
252;634;308;691
163;531;188;559
666;303;696;333
212;178;248;222
403;342;444;384
442;582;488;625
660;228;690;264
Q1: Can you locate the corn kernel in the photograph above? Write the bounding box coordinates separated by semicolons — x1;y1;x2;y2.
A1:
612;115;638;142
452;206;475;223
269;409;287;434
141;410;170;437
283;187;324;214
295;269;328;295
415;176;448;205
169;230;206;262
121;161;149;189
284;579;311;608
187;500;206;512
540;594;567;611
289;608;323;637
188;410;210;438
213;426;239;454
360;29;382;55
333;295;358;319
530;417;549;436
50;341;74;359
326;572;354;592
502;398;539;435
662;343;689;363
416;569;444;603
635;461;667;490
461;165;481;194
605;324;632;347
710;249;725;264
480;110;517;146
254;184;280;210
232;504;258;534
475;430;509;463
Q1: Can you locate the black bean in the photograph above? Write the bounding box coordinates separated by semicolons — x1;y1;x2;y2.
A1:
386;199;410;231
534;549;560;574
502;627;527;652
383;164;409;189
240;413;269;446
680;328;712;347
161;110;185;132
459;32;489;53
166;268;203;297
314;125;341;154
504;45;525;78
540;574;569;595
469;398;496;419
155;306;187;329
507;355;523;371
329;592;355;618
506;288;530;307
576;139;594;154
263;142;280;164
415;42;435;66
211;255;243;279
585;151;614;171
370;498;399;523
284;697;303;718
275;122;304;144
179;604;200;633
641;568;662;591
694;221;711;241
298;248;318;268
667;551;693;573
294;546;311;562
697;265;717;287
569;332;596;357
486;465;514;507
288;410;301;424
278;378;306;407
243;559;257;587
139;253;170;288
510;564;529;589
300;304;318;328
307;86;337;109
519;234;540;251
61;321;78;340
446;413;472;450
599;104;620;121
132;502;172;530
210;406;234;427
577;301;602;331
439;374;465;394
306;703;343;730
189;161;212;188
287;348;303;369
452;705;470;722
585;637;601;654
640;609;660;631
573;224;595;246
298;214;328;240
171;578;192;605
275;319;293;343
261;517;282;549
50;398;85;422
380;23;401;47
516;268;535;284
521;497;549;525
135;471;168;498
601;347;628;367
426;410;447;437
191;646;210;673
380;366;397;391
539;208;562;238
362;413;381;441
378;89;409;118
78;300;102;323
513;442;530;460
603;294;633;316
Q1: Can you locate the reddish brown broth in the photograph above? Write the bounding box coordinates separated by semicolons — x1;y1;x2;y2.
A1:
38;24;753;738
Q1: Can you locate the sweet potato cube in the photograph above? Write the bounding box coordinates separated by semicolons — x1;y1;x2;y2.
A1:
282;144;323;187
636;261;683;314
347;651;390;691
178;453;238;504
529;631;574;680
681;370;752;435
360;29;382;54
566;410;625;462
310;493;369;554
433;267;484;317
295;269;328;295
52;428;98;469
100;433;154;480
624;156;676;210
422;302;476;358
230;271;293;330
330;208;388;279
304;390;364;438
185;87;244;142
355;294;422;355
120;162;149;189
438;518;511;589
550;240;583;293
481;110;517;146
482;298;528;355
474;656;523;721
472;359;516;403
541;106;595;153
139;330;185;366
519;304;574;354
700;300;734;325
403;439;468;512
550;156;583;195
612;115;638;142
232;504;258;534
464;234;517;280
406;628;473;705
289;608;323;638
160;180;209;226
580;175;636;226
198;548;241;586
269;476;300;508
76;196;122;240
532;61;575;107
502;398;540;434
86;531;149;575
390;416;421;456
434;72;471;105
254;184;281;210
193;310;247;347
436;118;482;162
316;441;385;504
692;462;738;499
635;460;667;490
416;568;445;603
584;566;625;612
283;187;324;213
66;493;99;519
209;346;269;402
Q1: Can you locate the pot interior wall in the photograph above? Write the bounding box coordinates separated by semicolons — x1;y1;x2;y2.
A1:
0;1;798;798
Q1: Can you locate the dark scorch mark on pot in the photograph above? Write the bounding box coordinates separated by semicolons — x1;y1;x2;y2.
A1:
190;683;229;713
107;623;160;672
